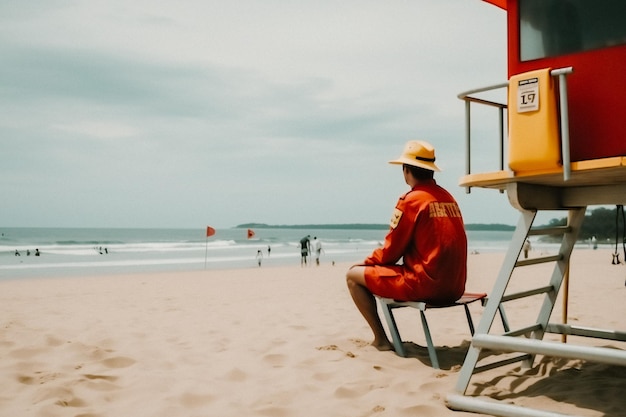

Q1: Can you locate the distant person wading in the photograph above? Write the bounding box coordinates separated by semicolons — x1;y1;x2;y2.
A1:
300;235;311;266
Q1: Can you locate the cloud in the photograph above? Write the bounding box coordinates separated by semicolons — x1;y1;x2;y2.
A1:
0;0;513;228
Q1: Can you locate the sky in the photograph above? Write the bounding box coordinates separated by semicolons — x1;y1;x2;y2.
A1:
1;0;521;229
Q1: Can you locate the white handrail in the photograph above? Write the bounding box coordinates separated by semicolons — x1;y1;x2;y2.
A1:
458;67;574;184
551;67;574;181
458;82;509;193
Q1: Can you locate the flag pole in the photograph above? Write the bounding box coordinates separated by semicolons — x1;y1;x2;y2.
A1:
204;226;215;269
204;236;209;269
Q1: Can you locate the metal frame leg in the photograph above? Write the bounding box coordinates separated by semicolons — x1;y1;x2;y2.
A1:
379;302;407;357
419;310;440;369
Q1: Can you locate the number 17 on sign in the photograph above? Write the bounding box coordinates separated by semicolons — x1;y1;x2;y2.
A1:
517;77;539;113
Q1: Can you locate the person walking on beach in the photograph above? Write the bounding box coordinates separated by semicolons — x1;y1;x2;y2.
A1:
311;236;323;266
346;140;467;351
300;235;311;266
256;250;263;267
523;239;531;259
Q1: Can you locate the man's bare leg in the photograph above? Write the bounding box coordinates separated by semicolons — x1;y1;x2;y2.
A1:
346;266;393;351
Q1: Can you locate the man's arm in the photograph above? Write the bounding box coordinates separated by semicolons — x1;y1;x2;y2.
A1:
365;199;414;265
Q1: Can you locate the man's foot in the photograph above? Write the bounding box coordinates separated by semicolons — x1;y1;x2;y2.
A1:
371;339;394;351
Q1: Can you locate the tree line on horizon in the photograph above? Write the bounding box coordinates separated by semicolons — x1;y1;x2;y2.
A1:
238;207;624;242
543;206;625;243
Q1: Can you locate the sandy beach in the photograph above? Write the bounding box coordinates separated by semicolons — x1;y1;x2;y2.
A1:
1;249;624;417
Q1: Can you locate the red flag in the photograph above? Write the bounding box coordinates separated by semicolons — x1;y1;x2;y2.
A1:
206;226;216;237
247;229;255;239
482;0;506;10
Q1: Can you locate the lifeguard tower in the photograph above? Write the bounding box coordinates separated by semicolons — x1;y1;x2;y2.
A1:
447;1;626;416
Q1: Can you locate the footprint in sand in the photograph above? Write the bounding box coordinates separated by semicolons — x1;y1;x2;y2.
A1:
179;392;216;408
262;353;287;367
316;345;339;351
269;337;288;346
16;375;37;385
54;397;87;407
17;371;61;385
35;386;87;408
316;344;356;358
334;386;362;399
349;338;370;348
311;371;334;382
224;367;247;382
398;404;440;416
83;374;118;382
45;335;65;347
253;404;292;417
68;342;115;361
81;374;120;391
101;356;136;369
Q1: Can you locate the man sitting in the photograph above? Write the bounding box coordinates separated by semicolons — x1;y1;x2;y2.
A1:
346;140;467;351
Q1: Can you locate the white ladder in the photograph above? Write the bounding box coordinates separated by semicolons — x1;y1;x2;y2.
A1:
448;183;626;417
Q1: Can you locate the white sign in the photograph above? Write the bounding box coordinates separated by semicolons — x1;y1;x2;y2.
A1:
517;77;539;113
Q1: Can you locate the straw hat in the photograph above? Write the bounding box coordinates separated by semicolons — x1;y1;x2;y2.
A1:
389;140;441;171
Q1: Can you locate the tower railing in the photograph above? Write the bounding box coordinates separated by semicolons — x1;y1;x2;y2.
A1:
458;67;574;191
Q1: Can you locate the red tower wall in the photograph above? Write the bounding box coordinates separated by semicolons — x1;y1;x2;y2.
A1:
505;1;626;162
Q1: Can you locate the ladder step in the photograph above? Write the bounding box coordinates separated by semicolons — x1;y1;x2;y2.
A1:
472;334;626;366
528;225;571;236
501;285;554;303
515;254;562;267
474;353;532;374
546;323;626;341
501;285;554;302
504;323;542;337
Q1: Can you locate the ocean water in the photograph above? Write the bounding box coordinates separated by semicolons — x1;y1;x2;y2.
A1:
0;227;567;280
